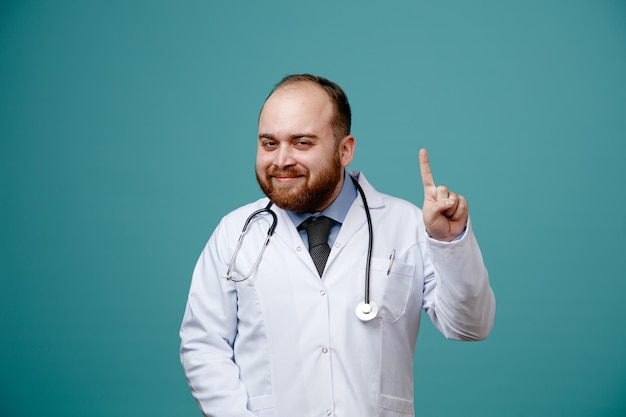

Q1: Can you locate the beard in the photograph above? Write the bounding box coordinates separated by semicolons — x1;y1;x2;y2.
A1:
256;152;343;212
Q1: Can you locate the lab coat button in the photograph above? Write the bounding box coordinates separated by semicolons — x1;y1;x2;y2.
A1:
334;242;340;248
326;410;332;416
320;290;326;296
322;347;328;354
296;246;302;252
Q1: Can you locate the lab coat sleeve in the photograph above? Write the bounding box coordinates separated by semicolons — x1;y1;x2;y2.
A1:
179;220;257;417
422;217;496;341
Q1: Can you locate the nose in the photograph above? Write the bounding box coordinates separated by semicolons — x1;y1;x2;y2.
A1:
274;144;296;169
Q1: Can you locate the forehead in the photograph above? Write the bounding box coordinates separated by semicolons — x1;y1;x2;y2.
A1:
259;82;334;131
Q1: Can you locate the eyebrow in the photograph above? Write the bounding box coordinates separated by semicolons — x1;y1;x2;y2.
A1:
258;133;319;140
293;133;318;139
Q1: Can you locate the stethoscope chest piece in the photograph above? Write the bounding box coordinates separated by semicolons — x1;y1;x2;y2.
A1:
355;301;379;321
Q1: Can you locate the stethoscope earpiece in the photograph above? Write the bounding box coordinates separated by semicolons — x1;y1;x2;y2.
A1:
355;301;378;321
222;271;238;280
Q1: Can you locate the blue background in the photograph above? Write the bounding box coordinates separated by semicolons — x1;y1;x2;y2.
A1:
1;1;625;416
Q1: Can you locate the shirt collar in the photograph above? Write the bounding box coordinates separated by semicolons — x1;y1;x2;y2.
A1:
287;170;358;227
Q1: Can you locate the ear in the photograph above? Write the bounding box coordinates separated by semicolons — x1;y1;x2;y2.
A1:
338;135;356;168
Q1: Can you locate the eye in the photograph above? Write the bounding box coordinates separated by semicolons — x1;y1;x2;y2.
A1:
260;140;278;149
295;139;312;148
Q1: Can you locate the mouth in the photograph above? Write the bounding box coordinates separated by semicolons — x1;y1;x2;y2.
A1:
268;168;306;183
271;174;303;184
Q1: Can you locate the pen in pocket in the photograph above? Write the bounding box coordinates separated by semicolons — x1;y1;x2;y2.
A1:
386;249;396;275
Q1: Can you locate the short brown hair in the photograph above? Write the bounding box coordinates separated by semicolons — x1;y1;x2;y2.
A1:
267;74;351;141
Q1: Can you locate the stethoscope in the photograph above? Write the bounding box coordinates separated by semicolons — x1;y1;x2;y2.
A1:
224;174;379;321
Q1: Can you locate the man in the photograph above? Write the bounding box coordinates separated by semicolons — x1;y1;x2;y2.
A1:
180;74;495;416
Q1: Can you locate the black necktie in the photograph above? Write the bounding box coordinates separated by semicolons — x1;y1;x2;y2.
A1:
298;216;332;277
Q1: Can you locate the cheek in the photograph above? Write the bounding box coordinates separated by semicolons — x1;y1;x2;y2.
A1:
255;153;270;170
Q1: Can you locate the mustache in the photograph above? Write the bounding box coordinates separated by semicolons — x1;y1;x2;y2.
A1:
267;167;306;177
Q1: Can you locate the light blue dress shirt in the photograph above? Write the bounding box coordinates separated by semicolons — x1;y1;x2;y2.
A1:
287;170;357;249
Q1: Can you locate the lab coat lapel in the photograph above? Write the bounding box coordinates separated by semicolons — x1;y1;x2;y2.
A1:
269;204;322;278
326;172;385;272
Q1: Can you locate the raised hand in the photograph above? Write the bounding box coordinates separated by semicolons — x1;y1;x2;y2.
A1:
419;148;468;242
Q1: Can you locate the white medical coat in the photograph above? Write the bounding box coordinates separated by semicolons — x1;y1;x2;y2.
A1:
180;172;495;417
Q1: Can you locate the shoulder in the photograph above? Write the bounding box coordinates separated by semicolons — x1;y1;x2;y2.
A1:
378;193;424;228
219;197;272;226
210;197;272;239
356;175;428;243
225;197;271;218
354;171;422;216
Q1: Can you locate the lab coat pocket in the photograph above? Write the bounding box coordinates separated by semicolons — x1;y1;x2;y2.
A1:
247;394;274;416
379;393;414;415
365;257;415;323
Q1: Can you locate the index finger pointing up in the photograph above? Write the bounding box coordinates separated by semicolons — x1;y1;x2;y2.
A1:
419;148;436;191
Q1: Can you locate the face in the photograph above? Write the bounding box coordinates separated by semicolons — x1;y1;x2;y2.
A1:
256;82;355;212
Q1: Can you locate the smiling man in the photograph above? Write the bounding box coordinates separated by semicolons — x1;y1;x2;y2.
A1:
256;79;353;213
180;74;496;417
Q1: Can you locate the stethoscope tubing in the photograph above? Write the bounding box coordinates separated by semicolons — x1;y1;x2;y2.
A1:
349;175;373;305
224;201;276;282
225;174;377;320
